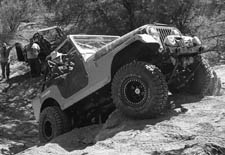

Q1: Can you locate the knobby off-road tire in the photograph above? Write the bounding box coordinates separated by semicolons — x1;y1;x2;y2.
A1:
39;106;70;143
111;61;168;119
185;56;212;96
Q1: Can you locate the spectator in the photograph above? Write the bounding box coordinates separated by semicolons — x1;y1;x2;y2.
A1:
26;39;41;77
0;42;15;81
38;35;51;62
37;35;51;74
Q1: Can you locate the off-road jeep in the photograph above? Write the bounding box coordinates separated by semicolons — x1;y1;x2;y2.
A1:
32;24;220;143
15;26;66;62
32;26;66;51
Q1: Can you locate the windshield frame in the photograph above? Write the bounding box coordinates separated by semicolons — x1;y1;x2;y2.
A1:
70;35;120;51
69;35;120;61
54;37;76;54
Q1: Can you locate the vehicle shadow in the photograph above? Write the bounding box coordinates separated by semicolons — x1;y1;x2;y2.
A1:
45;93;203;153
2;72;43;93
93;93;203;142
1;72;30;93
168;93;203;109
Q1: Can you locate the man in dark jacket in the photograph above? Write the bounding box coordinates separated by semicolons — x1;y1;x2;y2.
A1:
0;42;15;81
25;39;41;77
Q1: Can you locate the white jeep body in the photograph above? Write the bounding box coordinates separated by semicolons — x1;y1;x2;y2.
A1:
32;24;183;121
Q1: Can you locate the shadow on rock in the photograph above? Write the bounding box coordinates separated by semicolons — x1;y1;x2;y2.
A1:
38;125;102;152
2;72;30;93
35;94;203;153
95;93;203;142
168;93;203;109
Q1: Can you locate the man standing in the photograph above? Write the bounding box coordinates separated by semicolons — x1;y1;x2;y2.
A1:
26;39;41;77
0;42;15;81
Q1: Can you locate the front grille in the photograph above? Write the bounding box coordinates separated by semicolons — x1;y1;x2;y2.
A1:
156;28;172;44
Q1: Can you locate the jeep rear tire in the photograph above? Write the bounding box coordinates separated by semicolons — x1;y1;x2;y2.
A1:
111;61;168;119
185;57;212;95
39;106;70;143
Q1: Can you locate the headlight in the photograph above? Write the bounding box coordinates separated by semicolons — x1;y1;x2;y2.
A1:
146;26;163;52
146;26;160;42
192;36;201;46
171;29;180;35
146;27;160;38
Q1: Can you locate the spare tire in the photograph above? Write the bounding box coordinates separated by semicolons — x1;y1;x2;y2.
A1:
111;61;168;119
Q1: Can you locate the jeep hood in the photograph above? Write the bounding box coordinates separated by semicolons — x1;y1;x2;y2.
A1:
71;35;120;61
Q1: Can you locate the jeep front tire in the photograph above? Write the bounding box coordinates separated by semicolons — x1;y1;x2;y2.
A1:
111;61;168;119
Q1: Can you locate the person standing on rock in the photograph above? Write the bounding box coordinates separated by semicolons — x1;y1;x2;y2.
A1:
25;39;41;77
0;42;15;81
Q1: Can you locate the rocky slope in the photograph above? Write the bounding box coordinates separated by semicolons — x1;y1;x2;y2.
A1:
0;62;42;155
18;65;225;155
0;63;225;155
18;95;225;155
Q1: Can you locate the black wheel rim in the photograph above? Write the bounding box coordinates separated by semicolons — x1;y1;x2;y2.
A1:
43;119;53;139
122;77;147;107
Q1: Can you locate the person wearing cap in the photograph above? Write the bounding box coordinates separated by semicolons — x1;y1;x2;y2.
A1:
25;39;41;77
0;42;15;80
37;35;51;61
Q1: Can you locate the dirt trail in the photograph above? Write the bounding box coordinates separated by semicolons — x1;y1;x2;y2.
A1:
0;63;225;155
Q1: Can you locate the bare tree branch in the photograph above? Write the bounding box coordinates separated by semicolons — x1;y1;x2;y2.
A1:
203;33;225;40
